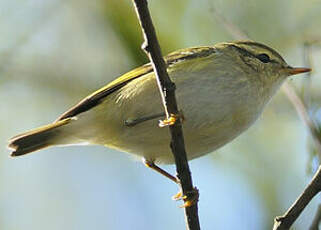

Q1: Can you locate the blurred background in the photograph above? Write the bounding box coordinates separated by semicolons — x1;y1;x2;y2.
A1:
1;0;321;229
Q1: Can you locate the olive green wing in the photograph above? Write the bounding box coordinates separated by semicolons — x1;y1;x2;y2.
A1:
55;63;153;121
56;46;216;121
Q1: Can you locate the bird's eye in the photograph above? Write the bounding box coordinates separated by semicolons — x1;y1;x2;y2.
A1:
256;53;270;63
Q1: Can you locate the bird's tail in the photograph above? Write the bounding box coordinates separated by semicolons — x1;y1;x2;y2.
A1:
8;118;75;157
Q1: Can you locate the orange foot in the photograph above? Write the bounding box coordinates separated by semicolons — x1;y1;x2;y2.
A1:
159;111;185;127
172;187;199;208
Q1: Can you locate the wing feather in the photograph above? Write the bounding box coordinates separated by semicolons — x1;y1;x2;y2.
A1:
56;46;216;121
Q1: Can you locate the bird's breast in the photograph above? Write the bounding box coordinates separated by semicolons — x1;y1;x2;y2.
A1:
88;64;269;164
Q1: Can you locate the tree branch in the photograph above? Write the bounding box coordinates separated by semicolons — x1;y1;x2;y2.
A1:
282;82;321;155
272;165;321;230
273;51;321;230
131;1;201;230
209;4;321;230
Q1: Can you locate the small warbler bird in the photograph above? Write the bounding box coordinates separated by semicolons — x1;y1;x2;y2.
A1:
8;41;310;180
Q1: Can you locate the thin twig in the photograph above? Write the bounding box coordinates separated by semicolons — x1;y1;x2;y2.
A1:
209;3;249;40
131;1;201;230
209;5;321;230
272;165;321;230
301;42;313;105
282;82;321;154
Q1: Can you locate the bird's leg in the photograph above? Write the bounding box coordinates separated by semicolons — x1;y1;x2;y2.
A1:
143;159;179;184
172;187;199;208
124;112;165;127
143;158;199;207
125;110;184;127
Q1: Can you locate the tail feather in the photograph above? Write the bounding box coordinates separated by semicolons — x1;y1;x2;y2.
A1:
8;118;73;157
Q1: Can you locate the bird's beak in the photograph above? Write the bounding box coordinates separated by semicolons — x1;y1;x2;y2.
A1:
285;66;311;76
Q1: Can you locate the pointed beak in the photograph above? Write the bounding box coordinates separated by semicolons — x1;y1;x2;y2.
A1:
285;66;311;76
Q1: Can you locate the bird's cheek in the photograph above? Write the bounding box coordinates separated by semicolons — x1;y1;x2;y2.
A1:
242;58;260;72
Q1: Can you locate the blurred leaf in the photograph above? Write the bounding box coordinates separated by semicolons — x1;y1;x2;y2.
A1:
103;1;147;66
102;0;187;66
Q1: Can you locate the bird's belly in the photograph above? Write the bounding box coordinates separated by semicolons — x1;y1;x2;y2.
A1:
101;98;261;164
85;70;265;164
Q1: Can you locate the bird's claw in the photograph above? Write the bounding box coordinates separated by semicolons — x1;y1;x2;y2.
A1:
172;187;199;208
159;111;185;127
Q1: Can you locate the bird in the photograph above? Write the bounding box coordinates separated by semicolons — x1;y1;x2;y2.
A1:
8;40;310;182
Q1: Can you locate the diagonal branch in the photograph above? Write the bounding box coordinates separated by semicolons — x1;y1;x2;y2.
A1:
272;165;321;230
282;82;321;154
131;1;201;230
209;4;321;230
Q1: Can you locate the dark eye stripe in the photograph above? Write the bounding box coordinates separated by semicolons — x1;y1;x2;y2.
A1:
256;53;270;63
234;41;285;62
231;45;276;64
